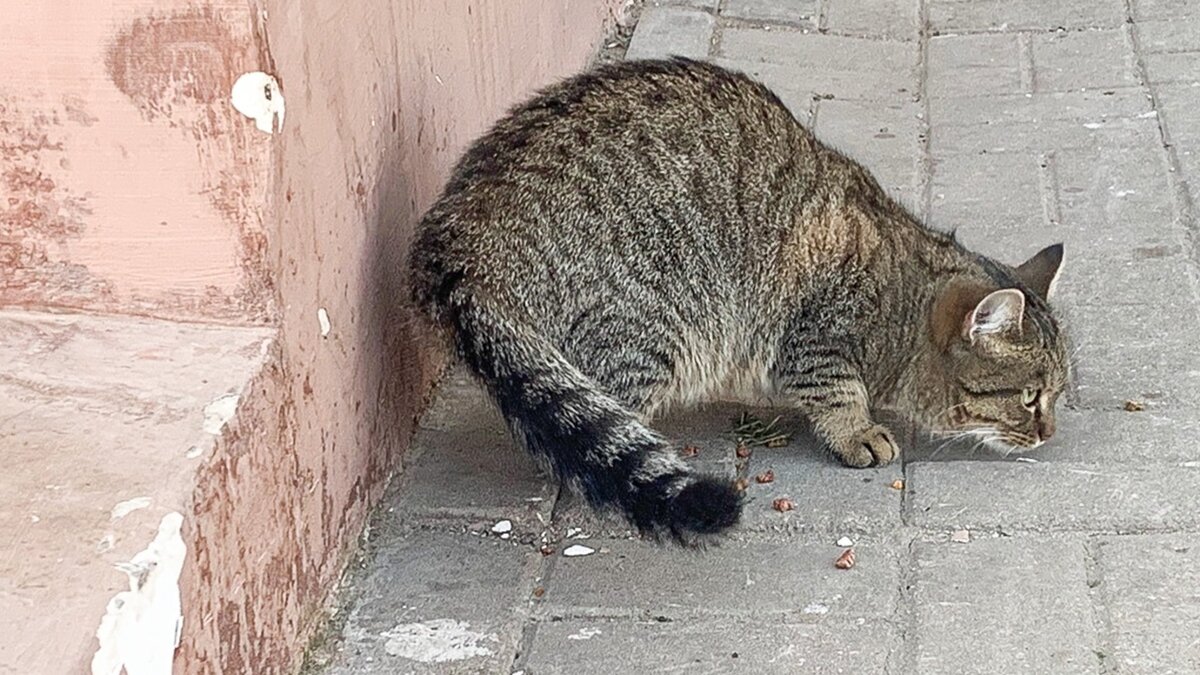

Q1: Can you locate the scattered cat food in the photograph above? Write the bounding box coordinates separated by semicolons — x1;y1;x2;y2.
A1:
539;545;556;556
890;479;905;490
772;497;795;512
834;548;856;570
736;443;752;458
680;445;700;458
754;470;776;484
532;587;546;598
950;529;971;544
562;544;595;557
836;536;854;547
1124;400;1145;412
735;478;750;492
491;520;513;534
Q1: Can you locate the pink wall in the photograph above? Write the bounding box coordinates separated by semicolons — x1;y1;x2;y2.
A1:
3;0;621;671
175;0;622;672
1;0;274;323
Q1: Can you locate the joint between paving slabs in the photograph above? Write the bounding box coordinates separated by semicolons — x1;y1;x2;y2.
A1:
1083;536;1119;674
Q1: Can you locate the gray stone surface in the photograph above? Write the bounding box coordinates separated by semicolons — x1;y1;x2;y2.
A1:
909;461;1200;531
522;616;900;673
394;372;557;530
824;0;919;40
316;3;1200;674
928;0;1125;32
1096;535;1200;672
537;536;903;621
720;0;818;26
325;533;536;674
625;6;715;60
913;535;1100;674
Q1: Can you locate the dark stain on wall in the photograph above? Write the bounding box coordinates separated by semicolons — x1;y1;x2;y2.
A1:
0;95;114;306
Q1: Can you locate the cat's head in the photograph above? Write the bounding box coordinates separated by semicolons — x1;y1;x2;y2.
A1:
926;244;1069;450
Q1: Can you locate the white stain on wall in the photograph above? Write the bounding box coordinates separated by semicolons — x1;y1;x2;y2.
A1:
92;512;186;675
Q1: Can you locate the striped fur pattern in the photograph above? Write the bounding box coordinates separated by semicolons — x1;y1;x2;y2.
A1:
409;58;1069;544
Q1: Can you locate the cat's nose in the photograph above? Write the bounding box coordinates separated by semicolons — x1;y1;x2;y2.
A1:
1037;417;1055;442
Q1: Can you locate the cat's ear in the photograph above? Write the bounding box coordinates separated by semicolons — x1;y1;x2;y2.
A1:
965;289;1025;342
1015;243;1064;300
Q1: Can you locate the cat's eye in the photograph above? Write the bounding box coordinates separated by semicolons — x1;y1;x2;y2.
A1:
1021;387;1040;409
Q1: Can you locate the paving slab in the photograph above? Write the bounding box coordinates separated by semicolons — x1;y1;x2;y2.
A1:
325;533;536;674
912;534;1100;674
536;536;904;622
928;0;1126;32
625;6;715;60
909;461;1200;532
720;0;818;26
522;616;899;674
1095;534;1200;672
393;372;556;531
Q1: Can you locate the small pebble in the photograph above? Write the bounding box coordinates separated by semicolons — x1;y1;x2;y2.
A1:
491;520;512;534
950;529;970;544
837;536;854;547
563;544;595;557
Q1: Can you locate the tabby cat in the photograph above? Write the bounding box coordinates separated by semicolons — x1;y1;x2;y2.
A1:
410;57;1068;544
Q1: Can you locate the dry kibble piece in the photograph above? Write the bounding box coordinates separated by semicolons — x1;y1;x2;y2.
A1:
736;443;752;458
539;545;556;556
680;445;700;458
890;479;905;491
532;587;546;598
834;548;856;570
754;470;776;484
772;497;795;512
1124;400;1145;412
735;478;750;492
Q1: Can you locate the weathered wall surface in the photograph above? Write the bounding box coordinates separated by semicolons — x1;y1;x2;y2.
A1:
0;0;274;323
175;0;622;672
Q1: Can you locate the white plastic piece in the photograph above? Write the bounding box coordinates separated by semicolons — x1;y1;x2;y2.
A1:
562;544;595;557
231;71;285;134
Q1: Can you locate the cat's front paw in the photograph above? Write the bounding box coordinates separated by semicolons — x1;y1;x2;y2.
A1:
833;424;899;468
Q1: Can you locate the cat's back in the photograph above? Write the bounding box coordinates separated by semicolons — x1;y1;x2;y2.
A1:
413;59;814;317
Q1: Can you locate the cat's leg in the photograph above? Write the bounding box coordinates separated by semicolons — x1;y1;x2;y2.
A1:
774;337;899;468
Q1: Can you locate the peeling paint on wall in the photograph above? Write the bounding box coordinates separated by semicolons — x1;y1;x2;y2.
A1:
202;394;239;434
92;512;186;675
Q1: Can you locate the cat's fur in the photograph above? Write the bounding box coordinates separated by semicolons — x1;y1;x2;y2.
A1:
410;58;1069;544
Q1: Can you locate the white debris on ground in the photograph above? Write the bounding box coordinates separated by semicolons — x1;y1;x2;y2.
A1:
950;529;971;544
562;544;595;557
490;520;512;534
381;619;496;663
836;536;854;547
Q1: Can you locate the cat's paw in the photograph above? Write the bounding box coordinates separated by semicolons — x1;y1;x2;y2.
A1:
833;424;899;468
